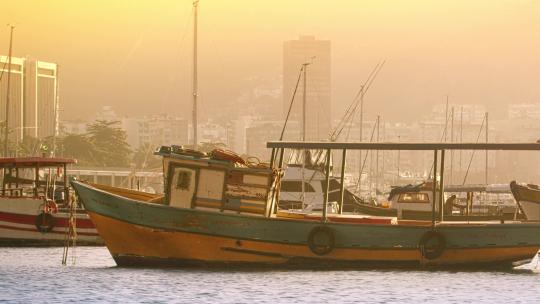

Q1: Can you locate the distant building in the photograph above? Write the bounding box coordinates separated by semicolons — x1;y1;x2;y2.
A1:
24;59;59;139
0;55;59;150
246;121;283;160
138;114;188;148
283;35;331;141
0;55;25;144
508;104;540;120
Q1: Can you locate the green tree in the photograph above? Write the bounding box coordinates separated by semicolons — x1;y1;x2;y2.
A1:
58;133;99;166
86;120;132;167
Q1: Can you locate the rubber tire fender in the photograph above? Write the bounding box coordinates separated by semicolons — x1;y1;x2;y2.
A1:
419;230;446;260
307;225;335;256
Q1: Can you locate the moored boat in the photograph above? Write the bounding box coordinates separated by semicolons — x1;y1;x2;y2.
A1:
72;142;540;268
0;157;101;246
510;181;540;221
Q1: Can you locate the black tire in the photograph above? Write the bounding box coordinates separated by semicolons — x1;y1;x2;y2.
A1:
307;226;335;256
419;230;446;260
35;212;56;233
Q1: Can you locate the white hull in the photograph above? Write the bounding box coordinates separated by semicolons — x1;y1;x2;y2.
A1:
0;196;101;246
520;200;540;221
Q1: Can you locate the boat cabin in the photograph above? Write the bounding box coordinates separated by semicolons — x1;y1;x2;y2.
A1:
156;146;279;217
387;182;439;218
0;157;76;203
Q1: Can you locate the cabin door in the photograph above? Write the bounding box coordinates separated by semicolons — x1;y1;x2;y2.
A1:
169;167;197;208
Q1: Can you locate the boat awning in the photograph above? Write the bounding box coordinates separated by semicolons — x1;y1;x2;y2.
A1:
267;141;540;151
0;157;77;168
445;184;511;193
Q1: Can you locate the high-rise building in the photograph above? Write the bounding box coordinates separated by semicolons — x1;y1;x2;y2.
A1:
0;55;59;152
0;55;25;144
24;59;59;139
283;35;331;141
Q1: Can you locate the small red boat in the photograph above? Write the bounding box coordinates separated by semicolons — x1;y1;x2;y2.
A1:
0;157;101;246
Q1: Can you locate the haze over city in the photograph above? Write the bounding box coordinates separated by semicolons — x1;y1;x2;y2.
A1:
1;1;540;301
3;0;540;122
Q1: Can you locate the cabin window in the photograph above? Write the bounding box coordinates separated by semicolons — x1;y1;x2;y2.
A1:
176;171;191;190
169;167;197;209
398;193;430;204
280;181;315;192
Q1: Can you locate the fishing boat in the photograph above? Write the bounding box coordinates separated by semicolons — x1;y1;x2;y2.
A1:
0;157;101;246
278;149;362;213
71;142;540;268
510;181;540;221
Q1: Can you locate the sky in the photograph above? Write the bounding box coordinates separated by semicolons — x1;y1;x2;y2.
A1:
1;0;540;122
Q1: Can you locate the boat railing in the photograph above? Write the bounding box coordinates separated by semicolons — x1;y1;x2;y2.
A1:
267;141;540;225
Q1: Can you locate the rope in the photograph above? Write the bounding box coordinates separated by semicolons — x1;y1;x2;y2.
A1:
330;60;385;142
355;119;378;193
462;115;487;185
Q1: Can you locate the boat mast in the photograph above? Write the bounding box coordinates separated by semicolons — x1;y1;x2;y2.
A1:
301;62;309;205
192;0;199;149
3;25;14;157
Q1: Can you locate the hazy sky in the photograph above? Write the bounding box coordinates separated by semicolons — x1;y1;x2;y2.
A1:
2;0;539;122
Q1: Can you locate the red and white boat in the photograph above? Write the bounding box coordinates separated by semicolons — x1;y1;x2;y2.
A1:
0;157;101;246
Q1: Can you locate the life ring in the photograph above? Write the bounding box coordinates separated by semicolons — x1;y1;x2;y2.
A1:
35;212;56;233
307;226;335;256
418;230;446;260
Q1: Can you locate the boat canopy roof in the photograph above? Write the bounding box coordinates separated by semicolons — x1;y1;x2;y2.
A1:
0;157;76;168
445;184;511;193
267;141;540;151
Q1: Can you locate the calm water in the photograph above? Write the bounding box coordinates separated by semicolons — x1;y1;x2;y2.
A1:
0;247;538;304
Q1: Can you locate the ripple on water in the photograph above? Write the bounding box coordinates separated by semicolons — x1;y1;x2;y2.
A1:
0;247;538;304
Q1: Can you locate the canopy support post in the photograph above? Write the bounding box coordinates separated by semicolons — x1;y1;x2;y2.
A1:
322;149;331;223
339;149;347;214
439;149;445;222
431;150;438;228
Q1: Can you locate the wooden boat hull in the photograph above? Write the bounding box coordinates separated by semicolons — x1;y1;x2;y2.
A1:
0;196;102;246
73;181;540;268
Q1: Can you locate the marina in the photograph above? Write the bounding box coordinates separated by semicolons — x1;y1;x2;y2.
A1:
2;0;540;303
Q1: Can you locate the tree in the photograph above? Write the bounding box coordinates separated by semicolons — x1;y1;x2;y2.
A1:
86;120;132;167
58;133;99;166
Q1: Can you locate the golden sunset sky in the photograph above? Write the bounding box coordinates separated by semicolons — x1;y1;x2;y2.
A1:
2;0;539;122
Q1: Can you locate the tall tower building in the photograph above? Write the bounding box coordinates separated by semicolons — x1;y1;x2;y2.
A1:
283;35;331;141
0;55;59;155
25;59;59;139
0;55;25;144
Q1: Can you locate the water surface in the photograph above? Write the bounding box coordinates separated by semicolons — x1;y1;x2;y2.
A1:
0;247;538;303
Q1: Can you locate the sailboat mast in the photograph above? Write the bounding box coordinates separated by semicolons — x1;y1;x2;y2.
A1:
3;25;14;157
301;62;309;206
192;0;199;148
